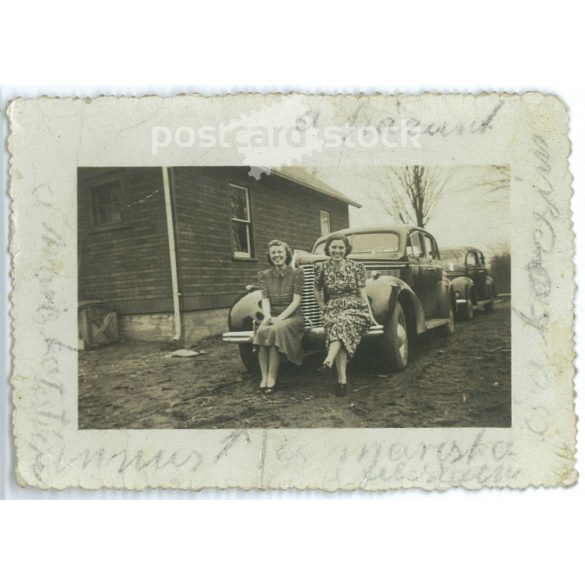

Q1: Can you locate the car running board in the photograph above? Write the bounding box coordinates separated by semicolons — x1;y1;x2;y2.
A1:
425;318;452;330
476;299;495;307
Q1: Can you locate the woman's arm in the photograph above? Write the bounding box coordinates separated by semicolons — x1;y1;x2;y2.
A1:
314;284;326;311
260;297;272;325
273;293;302;322
359;287;380;326
313;263;326;311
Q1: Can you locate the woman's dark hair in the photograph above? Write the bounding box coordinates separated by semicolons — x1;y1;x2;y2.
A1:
324;234;352;257
266;239;293;265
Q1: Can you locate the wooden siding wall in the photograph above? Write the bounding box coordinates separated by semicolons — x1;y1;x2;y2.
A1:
78;168;173;313
172;167;350;311
78;167;350;314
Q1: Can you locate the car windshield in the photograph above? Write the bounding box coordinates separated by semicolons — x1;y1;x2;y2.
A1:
313;232;401;255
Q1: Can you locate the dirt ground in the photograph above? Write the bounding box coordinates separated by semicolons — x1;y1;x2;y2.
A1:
78;299;511;429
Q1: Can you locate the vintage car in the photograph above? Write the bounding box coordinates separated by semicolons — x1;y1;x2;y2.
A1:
223;226;456;373
439;247;497;320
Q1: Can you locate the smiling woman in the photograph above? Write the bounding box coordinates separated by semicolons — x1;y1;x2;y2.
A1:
314;234;379;395
252;240;305;394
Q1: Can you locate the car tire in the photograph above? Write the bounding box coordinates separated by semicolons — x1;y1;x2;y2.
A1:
459;298;475;321
239;344;259;373
380;302;409;372
438;302;456;337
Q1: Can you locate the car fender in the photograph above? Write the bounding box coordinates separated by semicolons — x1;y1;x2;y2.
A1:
366;276;426;334
227;289;263;331
450;276;474;303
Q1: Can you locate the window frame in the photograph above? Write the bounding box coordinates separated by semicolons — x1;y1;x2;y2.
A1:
466;250;479;268
84;172;129;233
90;179;125;227
422;233;439;260
228;183;254;260
406;230;424;258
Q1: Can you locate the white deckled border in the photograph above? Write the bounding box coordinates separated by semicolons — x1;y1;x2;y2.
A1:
9;93;576;490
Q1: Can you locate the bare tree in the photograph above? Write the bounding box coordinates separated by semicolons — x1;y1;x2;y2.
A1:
377;166;451;228
474;165;511;194
487;239;511;294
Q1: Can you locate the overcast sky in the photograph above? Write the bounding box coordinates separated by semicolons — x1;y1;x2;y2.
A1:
315;166;510;257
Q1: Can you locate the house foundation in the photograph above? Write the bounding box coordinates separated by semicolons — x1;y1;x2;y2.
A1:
118;308;228;345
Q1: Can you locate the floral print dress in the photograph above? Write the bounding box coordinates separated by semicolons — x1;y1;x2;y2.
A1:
314;259;370;358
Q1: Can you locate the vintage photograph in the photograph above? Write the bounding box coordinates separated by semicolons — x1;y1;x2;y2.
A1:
77;164;511;429
9;93;574;490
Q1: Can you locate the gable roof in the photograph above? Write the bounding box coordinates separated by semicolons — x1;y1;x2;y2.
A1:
266;167;362;208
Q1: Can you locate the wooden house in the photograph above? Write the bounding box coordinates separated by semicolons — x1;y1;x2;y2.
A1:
77;166;360;345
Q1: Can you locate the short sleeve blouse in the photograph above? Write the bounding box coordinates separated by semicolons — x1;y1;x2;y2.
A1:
257;266;304;309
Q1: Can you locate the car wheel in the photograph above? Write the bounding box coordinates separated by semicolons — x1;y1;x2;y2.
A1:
438;302;455;337
380;302;409;372
459;298;475;321
239;344;259;373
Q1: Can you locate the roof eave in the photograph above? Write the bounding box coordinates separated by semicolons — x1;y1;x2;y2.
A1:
265;167;362;209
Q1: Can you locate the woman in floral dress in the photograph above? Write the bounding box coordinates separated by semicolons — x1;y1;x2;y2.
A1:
313;234;379;395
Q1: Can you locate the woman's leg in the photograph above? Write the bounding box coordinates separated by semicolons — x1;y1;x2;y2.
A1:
258;347;269;387
335;349;348;384
324;340;342;367
267;346;280;387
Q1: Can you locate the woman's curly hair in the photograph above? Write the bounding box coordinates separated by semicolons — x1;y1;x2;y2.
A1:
324;233;352;257
266;239;293;265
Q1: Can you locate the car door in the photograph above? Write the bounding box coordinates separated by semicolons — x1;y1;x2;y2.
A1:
421;232;443;317
465;250;481;298
474;251;489;300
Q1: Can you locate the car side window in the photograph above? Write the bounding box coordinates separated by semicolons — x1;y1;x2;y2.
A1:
466;251;478;267
422;234;438;260
407;231;423;258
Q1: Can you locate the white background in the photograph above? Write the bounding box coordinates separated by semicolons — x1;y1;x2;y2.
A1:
0;1;583;584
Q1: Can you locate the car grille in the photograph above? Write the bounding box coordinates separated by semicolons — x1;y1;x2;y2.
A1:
301;260;403;328
301;265;323;328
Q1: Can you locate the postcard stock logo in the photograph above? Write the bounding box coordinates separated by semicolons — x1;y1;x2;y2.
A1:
151;120;422;156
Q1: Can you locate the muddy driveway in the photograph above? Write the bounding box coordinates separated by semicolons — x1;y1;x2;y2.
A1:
79;299;511;429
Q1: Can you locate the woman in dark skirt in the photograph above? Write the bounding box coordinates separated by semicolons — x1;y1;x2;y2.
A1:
314;234;379;395
253;240;305;394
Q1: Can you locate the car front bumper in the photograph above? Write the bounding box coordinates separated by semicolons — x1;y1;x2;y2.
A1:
222;325;384;344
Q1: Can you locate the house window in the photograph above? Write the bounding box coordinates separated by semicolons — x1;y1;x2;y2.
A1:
320;210;331;236
91;180;123;226
229;184;253;258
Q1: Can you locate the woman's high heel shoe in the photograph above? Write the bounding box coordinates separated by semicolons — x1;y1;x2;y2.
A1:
316;360;332;373
335;383;348;396
264;383;278;395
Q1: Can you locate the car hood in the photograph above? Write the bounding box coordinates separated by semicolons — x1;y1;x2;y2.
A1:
440;261;466;274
